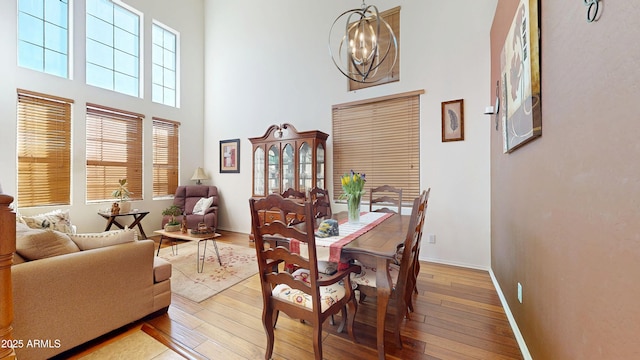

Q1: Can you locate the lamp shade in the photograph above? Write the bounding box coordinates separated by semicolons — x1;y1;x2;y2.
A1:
191;167;209;184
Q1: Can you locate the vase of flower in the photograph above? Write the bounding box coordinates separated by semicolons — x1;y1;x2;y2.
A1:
347;193;362;224
341;170;366;224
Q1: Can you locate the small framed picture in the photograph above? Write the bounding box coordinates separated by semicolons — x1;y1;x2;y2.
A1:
441;99;464;142
220;139;240;173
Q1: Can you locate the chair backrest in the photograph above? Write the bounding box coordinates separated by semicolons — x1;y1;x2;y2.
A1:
249;194;321;314
309;187;332;220
369;185;403;214
394;195;426;296
410;188;430;262
173;185;218;214
281;187;306;200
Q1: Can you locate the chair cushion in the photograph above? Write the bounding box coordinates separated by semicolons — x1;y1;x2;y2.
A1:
192;197;214;215
272;269;346;312
351;263;400;288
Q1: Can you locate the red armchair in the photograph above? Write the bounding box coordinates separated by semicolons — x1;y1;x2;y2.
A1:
161;185;219;230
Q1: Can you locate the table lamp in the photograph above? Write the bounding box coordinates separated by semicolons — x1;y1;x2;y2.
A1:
191;167;209;185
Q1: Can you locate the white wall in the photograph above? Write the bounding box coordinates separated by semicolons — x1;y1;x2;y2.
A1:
204;0;496;269
0;0;205;233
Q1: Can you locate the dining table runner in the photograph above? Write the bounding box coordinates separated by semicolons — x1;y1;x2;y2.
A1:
290;212;393;265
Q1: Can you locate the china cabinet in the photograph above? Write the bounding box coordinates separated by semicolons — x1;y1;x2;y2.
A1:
249;123;329;198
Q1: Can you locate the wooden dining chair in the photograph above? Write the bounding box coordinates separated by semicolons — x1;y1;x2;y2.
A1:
309;187;332;221
369;184;403;214
249;194;361;360
405;188;430;314
281;187;306;200
351;195;425;348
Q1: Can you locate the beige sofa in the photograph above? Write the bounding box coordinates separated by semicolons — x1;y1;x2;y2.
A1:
11;223;171;359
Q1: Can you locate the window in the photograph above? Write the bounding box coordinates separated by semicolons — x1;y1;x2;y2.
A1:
17;0;69;78
152;22;178;107
86;0;141;97
86;104;143;202
152;118;180;198
332;90;423;204
17;90;73;207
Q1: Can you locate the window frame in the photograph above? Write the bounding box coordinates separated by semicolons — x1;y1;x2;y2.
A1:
16;89;73;207
85;0;143;97
332;90;424;207
151;21;180;107
17;0;71;78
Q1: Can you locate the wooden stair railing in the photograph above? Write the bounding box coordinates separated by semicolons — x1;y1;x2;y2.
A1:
0;193;16;360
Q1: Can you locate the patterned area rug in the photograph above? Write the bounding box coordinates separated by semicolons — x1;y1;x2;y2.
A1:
158;240;257;303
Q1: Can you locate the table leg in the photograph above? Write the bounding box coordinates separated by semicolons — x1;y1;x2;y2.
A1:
104;216;124;231
375;257;392;360
197;238;223;273
129;213;148;239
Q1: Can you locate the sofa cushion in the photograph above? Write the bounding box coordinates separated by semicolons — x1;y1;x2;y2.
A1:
19;209;75;234
153;257;172;283
193;196;214;215
69;228;137;250
16;223;81;261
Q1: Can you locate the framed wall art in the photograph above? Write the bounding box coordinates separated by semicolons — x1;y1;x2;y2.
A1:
500;0;541;153
220;139;240;173
441;99;464;142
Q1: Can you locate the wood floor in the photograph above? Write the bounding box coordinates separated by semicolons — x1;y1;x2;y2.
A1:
60;231;523;360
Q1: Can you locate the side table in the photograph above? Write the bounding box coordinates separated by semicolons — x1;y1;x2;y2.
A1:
98;210;149;239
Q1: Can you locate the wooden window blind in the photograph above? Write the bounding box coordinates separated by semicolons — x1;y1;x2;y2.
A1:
152;117;180;198
86;104;143;202
332;90;423;205
17;90;73;207
349;6;400;91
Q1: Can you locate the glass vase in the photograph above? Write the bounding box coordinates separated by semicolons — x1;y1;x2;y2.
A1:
347;193;361;224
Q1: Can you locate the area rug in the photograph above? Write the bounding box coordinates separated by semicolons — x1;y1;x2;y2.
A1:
158;240;258;303
78;326;181;359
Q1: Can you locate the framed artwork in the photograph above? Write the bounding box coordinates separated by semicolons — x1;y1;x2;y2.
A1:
220;139;240;173
441;99;464;142
500;0;541;153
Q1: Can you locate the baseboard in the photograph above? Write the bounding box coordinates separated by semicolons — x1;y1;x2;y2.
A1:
488;269;533;360
420;256;489;271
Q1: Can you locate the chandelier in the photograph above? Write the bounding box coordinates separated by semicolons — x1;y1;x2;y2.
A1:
329;1;398;83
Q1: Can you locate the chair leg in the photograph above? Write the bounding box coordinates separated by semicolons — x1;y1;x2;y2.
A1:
347;296;358;343
263;308;276;360
312;323;323;360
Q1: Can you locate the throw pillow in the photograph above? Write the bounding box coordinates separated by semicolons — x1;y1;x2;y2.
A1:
19;209;75;234
193;197;214;215
69;228;137;251
16;224;81;261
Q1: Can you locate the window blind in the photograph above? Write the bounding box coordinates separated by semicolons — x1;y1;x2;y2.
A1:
332;90;423;205
152;117;180;198
86;104;143;202
17;90;73;207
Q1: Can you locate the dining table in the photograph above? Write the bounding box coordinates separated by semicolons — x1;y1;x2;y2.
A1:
293;211;410;360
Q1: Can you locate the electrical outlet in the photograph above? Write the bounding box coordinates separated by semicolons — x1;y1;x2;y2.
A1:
517;282;523;303
427;234;436;244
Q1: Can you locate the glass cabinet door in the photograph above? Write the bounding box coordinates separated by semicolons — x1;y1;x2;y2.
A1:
316;143;325;189
298;142;312;192
282;144;294;191
268;145;280;194
253;147;265;196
